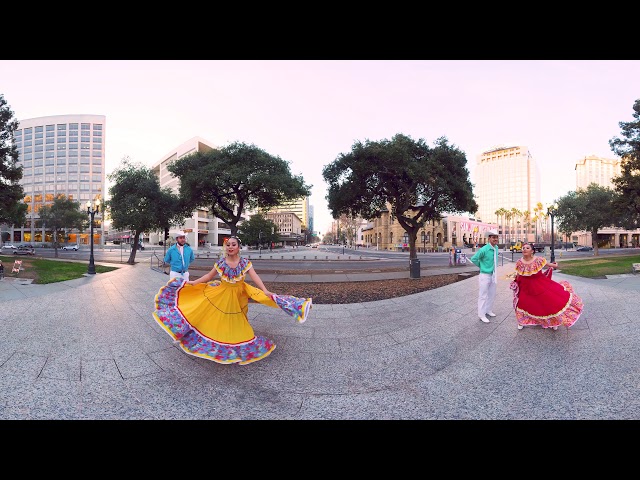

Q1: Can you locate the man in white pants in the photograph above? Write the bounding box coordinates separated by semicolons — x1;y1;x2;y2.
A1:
164;231;195;281
470;230;499;323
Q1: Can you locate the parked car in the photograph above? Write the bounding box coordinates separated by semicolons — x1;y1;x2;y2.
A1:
61;244;79;251
14;245;35;255
1;243;17;250
576;245;594;251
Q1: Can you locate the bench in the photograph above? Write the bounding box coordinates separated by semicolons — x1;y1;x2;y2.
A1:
633;263;640;274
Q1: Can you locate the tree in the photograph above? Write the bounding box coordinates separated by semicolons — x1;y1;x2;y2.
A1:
555;183;622;256
0;94;27;231
322;133;477;277
38;194;87;258
609;98;640;230
107;157;189;265
237;213;278;248
167;141;311;237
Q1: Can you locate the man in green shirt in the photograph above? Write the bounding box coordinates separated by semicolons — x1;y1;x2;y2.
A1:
470;229;499;323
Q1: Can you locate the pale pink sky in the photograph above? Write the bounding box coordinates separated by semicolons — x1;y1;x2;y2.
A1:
1;60;638;234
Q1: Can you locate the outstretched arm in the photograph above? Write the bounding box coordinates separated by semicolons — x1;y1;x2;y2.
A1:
248;267;274;297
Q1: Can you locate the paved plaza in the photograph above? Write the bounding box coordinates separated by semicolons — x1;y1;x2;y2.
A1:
0;253;639;420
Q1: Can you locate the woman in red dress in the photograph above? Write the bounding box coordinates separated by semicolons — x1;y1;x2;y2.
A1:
510;242;584;331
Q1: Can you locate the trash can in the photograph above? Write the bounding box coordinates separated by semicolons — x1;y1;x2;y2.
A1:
409;258;421;279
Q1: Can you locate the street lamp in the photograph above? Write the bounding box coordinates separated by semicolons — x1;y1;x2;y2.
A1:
258;230;263;254
547;203;558;263
86;199;100;275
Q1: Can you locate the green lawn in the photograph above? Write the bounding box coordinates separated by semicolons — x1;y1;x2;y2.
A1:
557;254;640;278
0;255;119;284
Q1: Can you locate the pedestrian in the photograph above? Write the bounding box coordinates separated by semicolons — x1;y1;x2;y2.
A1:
163;231;194;281
470;229;500;323
153;236;312;365
510;242;583;330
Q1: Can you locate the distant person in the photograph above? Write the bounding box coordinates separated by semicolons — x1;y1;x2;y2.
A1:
163;231;194;281
470;229;499;323
510;242;583;331
153;236;312;365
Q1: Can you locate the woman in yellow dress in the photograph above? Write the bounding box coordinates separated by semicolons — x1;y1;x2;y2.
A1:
153;236;312;365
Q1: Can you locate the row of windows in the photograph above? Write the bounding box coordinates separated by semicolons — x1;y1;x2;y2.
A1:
20;152;102;161
19;132;103;142
15;123;103;136
22;170;102;180
25;192;103;203
19;137;103;146
20;158;101;166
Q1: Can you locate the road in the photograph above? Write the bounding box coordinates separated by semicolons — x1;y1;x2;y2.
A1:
4;244;638;272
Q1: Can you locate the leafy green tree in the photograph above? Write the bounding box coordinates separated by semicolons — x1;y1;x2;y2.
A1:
609;98;640;230
555;183;621;256
38;194;87;258
237;213;278;247
167;141;311;236
0;94;27;231
322;133;477;276
107;157;189;265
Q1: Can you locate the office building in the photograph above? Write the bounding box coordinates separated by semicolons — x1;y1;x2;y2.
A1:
8;114;106;245
262;196;310;229
573;154;638;248
148;136;231;249
575;154;621;190
474;145;541;242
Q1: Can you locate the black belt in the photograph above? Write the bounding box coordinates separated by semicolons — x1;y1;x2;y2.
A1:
172;269;186;273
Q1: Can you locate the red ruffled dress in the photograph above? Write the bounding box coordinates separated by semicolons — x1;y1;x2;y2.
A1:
153;257;312;365
510;256;583;329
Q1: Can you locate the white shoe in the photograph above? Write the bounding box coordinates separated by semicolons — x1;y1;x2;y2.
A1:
551;326;558;331
486;312;497;317
479;315;490;323
517;324;524;330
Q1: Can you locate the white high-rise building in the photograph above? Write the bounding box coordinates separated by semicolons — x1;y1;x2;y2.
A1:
10;114;106;246
575;154;621;190
150;136;232;249
474;144;541;228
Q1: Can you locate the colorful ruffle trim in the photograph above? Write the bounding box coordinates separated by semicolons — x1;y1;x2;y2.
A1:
515;280;584;328
271;294;313;323
153;278;276;365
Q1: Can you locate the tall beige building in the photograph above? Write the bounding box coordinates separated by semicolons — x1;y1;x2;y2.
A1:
575;154;621;190
261;196;309;228
474;145;541;228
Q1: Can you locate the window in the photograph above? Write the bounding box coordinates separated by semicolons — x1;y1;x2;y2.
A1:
81;123;90;131
46;138;54;144
69;123;78;131
57;124;66;131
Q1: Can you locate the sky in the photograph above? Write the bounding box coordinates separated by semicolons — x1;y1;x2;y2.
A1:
1;60;638;234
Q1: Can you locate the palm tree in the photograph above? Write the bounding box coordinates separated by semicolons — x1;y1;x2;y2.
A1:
510;208;521;243
522;210;531;241
495;207;507;244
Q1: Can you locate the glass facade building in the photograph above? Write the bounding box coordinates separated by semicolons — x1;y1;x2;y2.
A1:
9;114;106;246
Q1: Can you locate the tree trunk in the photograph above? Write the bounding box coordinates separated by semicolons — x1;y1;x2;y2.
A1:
127;231;140;265
592;229;599;256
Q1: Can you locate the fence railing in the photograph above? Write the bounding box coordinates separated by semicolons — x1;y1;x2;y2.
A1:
150;252;168;275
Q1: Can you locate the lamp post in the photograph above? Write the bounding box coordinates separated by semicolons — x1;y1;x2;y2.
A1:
258;230;263;255
86;199;100;275
547;203;558;263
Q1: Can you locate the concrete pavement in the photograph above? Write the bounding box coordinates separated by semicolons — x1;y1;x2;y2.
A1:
0;250;639;419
